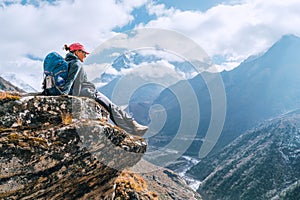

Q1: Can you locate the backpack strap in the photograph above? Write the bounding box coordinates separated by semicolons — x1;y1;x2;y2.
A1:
56;59;78;95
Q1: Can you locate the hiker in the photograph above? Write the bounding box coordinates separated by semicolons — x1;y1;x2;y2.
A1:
43;42;148;136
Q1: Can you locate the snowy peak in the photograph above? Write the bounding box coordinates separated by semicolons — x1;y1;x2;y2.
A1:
111;53;132;71
1;73;37;93
91;49;199;87
0;76;24;92
238;34;300;70
223;34;300;85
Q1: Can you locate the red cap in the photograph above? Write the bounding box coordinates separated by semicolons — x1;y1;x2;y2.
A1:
69;43;90;54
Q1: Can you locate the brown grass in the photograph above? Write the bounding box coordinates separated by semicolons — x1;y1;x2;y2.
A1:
61;112;73;125
115;170;158;200
0;92;20;100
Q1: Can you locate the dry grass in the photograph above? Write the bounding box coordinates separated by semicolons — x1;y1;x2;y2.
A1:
7;132;48;148
115;170;158;200
61;112;73;125
0;92;20;101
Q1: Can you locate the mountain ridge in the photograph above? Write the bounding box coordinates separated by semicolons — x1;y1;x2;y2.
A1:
1;73;38;93
187;109;300;199
150;33;300;156
0;76;25;93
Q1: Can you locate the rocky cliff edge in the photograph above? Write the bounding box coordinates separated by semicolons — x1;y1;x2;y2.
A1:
0;92;149;199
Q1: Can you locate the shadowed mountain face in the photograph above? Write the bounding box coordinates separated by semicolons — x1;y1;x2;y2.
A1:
150;34;300;156
187;109;300;200
219;34;300;149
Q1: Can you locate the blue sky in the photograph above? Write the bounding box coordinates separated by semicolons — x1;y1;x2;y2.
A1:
113;0;234;32
1;0;300;90
152;0;224;11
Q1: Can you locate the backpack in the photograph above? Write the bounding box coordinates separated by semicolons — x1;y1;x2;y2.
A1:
42;52;69;95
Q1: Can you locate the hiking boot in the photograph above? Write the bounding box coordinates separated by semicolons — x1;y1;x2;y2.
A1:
109;104;148;136
132;120;148;136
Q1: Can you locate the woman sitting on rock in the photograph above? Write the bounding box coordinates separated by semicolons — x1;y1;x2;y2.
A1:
43;42;148;136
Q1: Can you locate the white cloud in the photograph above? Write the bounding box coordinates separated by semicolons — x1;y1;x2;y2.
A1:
0;0;140;59
138;49;183;62
0;0;146;90
0;58;43;90
143;0;300;69
84;63;110;81
121;61;185;88
2;0;300;91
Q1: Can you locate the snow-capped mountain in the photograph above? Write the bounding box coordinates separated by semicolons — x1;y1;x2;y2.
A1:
151;34;300;156
151;34;300;198
86;48;202;126
1;73;39;93
0;76;24;92
87;49;199;88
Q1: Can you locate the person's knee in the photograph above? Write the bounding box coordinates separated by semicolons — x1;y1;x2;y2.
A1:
80;88;95;98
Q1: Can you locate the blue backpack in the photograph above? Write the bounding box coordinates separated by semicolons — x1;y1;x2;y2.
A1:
43;52;69;95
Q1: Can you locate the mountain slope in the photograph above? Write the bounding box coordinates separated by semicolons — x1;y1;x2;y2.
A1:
218;34;300;150
0;76;25;92
1;73;37;92
187;109;300;199
151;34;300;155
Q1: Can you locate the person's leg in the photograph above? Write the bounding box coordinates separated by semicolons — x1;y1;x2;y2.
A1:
94;92;117;124
80;88;117;124
94;92;148;136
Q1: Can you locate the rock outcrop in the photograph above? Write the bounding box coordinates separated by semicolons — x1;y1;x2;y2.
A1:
133;160;202;200
0;93;147;199
0;92;202;199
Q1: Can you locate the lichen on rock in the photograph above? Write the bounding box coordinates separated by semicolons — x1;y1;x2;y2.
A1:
0;93;147;199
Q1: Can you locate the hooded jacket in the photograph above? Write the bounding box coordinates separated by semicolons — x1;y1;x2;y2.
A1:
62;52;96;97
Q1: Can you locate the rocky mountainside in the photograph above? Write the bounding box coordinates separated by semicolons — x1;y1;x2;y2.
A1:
218;34;300;151
151;34;300;156
0;76;24;93
132;159;202;200
0;92;200;199
187;110;300;200
0;73;37;93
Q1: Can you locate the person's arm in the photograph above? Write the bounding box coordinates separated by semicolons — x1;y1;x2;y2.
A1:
61;61;81;95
